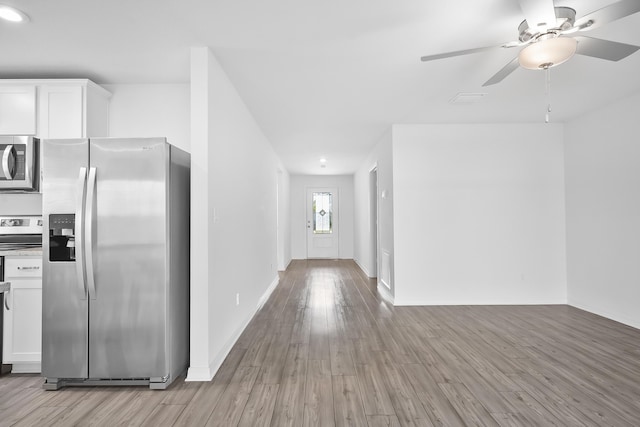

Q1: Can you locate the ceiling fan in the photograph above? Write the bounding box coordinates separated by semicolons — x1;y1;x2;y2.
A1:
420;0;640;86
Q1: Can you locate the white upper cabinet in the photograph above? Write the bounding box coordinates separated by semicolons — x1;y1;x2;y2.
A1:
0;79;111;138
38;85;83;138
0;85;37;135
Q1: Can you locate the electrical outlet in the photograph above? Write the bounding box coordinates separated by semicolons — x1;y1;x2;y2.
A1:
236;293;240;306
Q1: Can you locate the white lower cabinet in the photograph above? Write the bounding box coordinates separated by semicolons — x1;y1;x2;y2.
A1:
2;256;42;373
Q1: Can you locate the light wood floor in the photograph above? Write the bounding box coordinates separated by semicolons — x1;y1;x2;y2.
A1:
2;259;640;426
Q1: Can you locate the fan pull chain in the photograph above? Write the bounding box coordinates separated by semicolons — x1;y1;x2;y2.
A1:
545;67;551;123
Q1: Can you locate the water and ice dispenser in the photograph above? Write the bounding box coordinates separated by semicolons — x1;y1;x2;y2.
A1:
49;214;76;262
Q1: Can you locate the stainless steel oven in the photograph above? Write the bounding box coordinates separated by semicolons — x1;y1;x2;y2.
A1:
0;216;43;251
0;136;39;192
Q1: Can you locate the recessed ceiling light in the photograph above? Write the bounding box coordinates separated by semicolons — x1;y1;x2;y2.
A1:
0;5;29;23
319;158;327;163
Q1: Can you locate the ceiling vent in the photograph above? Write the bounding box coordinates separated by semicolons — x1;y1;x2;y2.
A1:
450;92;487;104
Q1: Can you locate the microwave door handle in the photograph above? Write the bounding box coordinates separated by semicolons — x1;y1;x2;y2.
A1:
2;145;15;180
75;167;88;299
85;167;97;300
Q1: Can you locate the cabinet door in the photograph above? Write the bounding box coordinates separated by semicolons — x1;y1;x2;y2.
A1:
38;85;84;138
0;86;37;135
2;257;42;372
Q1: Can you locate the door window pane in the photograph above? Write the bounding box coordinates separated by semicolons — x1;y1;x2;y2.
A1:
313;192;332;234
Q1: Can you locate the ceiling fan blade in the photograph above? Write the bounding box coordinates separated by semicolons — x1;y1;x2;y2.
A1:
482;57;520;87
421;45;501;62
575;36;640;61
518;0;557;30
575;0;640;32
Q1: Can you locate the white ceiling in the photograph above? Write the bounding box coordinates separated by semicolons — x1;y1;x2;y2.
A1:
2;0;639;174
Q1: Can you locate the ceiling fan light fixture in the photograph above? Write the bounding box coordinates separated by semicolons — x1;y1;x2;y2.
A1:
0;4;29;22
518;36;577;70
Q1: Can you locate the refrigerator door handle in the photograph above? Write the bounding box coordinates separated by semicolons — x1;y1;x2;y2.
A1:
76;167;88;299
85;167;97;300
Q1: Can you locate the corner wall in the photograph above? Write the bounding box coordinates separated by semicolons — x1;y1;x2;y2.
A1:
392;124;567;305
188;47;288;380
353;131;395;300
565;90;640;329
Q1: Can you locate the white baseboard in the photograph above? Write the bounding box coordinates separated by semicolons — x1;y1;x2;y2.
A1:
354;258;373;278
258;275;280;309
377;282;394;304
10;362;40;374
569;300;640;330
186;274;280;382
278;257;293;272
392;299;566;306
186;366;214;382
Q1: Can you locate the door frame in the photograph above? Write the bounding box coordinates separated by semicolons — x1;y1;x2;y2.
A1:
306;187;339;259
369;165;378;279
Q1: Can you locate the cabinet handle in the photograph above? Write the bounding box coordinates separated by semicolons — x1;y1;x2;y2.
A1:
4;289;9;311
17;266;40;271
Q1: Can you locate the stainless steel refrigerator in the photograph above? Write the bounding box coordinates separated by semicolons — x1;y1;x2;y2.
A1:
41;137;190;390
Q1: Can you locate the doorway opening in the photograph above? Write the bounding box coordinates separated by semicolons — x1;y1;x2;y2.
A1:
369;167;378;278
306;187;339;259
276;169;285;271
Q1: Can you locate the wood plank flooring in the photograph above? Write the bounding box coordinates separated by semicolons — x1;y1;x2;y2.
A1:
2;259;640;426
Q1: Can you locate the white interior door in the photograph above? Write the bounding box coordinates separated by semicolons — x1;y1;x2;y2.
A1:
307;187;339;258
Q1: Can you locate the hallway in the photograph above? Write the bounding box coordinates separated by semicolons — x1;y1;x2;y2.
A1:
2;259;640;425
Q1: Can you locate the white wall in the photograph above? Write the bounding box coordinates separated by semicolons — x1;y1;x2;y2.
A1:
188;47;287;381
290;175;354;259
103;84;190;153
353;131;395;300
392;124;567;305
565;90;640;329
277;169;292;270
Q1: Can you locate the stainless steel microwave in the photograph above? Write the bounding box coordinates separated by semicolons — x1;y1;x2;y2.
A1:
0;136;39;192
